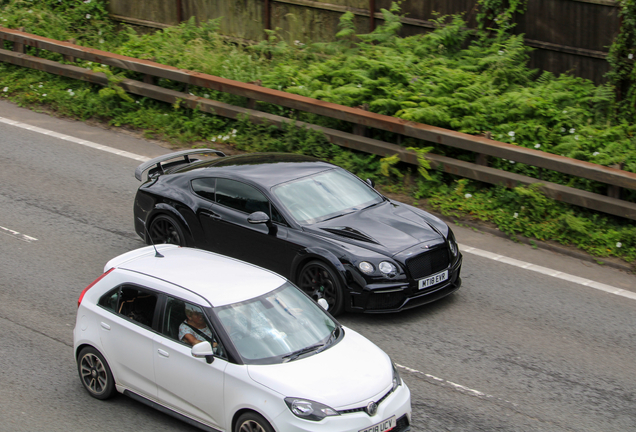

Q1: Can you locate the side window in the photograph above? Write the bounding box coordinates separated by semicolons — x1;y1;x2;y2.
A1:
191;178;216;201
98;288;119;312
117;286;158;328
216;178;270;215
162;297;226;358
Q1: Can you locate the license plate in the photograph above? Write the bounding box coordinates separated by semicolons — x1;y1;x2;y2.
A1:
418;269;448;289
359;415;396;432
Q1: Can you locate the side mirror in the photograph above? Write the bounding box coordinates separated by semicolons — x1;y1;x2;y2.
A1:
191;341;215;364
317;298;329;311
365;178;375;188
247;211;270;225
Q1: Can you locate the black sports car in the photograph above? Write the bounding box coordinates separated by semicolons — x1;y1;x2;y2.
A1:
133;149;462;315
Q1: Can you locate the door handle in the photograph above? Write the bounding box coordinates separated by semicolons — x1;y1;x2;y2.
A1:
201;210;221;220
157;349;169;358
100;322;111;330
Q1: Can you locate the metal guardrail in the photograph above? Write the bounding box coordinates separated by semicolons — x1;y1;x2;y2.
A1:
2;27;636;220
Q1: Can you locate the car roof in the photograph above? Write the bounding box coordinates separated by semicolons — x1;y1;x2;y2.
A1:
106;246;287;307
174;153;336;189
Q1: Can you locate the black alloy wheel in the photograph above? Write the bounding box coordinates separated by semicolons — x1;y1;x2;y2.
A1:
148;214;186;246
235;412;275;432
77;347;116;400
298;260;344;316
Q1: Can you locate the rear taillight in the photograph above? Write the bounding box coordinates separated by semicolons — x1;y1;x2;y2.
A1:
78;268;115;307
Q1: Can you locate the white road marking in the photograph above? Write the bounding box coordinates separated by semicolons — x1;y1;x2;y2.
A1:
0;225;38;243
396;363;518;407
0;116;150;162
460;244;636;301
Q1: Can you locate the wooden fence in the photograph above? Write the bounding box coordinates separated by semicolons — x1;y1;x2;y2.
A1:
107;0;621;85
2;27;636;221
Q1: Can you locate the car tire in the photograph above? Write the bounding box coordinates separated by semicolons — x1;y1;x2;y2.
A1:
77;346;117;400
235;412;275;432
298;260;344;316
148;214;186;246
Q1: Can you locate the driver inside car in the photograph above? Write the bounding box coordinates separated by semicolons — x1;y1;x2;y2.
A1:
179;303;219;352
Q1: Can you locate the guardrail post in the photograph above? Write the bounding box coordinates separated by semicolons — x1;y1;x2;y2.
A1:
143;74;156;85
475;132;491;166
246;80;262;110
63;39;76;63
608;163;624;198
353;104;369;137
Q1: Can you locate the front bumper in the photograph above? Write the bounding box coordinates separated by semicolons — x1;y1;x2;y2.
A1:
346;254;463;313
271;382;411;432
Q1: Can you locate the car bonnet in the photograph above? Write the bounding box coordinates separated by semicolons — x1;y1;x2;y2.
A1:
246;327;393;409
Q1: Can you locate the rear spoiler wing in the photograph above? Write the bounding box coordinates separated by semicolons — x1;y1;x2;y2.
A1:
134;149;226;181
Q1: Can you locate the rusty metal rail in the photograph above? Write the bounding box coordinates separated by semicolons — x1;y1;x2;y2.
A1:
2;27;636;220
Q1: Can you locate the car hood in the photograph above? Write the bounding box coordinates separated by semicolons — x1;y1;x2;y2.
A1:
246;327;393;409
306;200;443;255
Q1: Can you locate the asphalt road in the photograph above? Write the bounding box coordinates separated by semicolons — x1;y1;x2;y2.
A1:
1;100;635;432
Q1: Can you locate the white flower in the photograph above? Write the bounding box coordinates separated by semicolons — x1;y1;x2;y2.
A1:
204;94;210;98
616;242;622;248
357;84;361;88
135;100;140;104
563;110;568;114
67;89;73;93
28;9;32;13
464;193;472;199
86;14;91;19
575;135;579;140
569;128;575;133
513;213;518;218
84;0;91;3
508;131;515;137
498;50;504;55
42;94;47;97
70;92;75;96
629;54;634;60
3;87;9;93
98;30;102;36
38;84;43;88
223;135;230;140
210;137;216;142
560;127;565;133
510;137;515;142
534;144;541;149
593;152;600;156
509;160;515;164
99;39;104;44
232;129;237;134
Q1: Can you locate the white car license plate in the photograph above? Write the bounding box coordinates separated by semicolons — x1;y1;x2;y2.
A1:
359;415;396;432
418;269;448;290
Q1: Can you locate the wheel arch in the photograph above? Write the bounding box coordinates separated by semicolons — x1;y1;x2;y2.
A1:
145;204;194;245
291;247;349;288
231;408;277;432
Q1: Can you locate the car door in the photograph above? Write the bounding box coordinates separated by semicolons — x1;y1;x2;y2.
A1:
97;284;159;399
152;297;227;429
193;177;299;276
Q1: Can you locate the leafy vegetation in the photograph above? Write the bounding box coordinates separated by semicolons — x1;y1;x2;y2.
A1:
0;0;634;265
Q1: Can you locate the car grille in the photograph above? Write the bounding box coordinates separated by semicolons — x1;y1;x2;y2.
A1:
405;246;450;280
366;291;405;310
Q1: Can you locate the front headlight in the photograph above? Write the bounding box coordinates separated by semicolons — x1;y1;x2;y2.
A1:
358;261;374;274
392;362;402;392
285;397;340;421
379;261;397;277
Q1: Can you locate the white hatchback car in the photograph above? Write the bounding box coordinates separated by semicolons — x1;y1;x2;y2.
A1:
74;245;412;432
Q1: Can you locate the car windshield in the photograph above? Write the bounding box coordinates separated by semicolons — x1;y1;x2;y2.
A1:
272;168;383;224
215;283;338;364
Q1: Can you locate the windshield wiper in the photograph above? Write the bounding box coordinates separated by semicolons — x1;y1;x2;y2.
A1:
321;210;356;222
282;343;324;362
316;327;340;353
